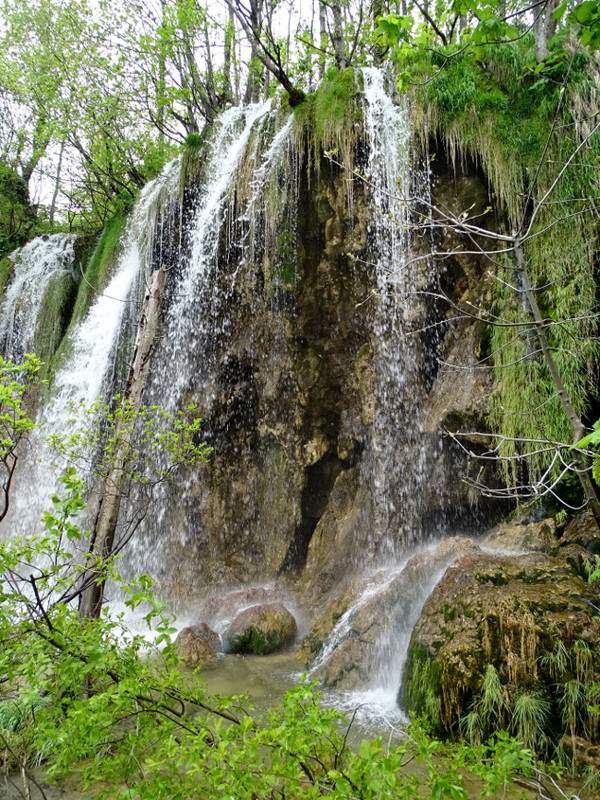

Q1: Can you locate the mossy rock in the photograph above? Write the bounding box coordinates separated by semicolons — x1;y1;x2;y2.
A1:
226;603;297;655
403;550;600;749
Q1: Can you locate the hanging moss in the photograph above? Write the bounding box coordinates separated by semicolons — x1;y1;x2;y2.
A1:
294;67;362;171
409;38;600;492
402;645;443;732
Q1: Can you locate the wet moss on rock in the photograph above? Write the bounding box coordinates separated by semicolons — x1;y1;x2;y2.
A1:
403;549;600;763
294;67;362;172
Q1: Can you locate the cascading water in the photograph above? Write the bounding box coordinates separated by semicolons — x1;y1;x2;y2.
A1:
42;158;182;428
122;101;299;592
0;71;476;717
0;158;183;540
306;536;479;720
0;233;77;362
144;101;286;414
358;67;428;557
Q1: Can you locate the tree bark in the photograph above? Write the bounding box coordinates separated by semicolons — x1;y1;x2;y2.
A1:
533;0;558;63
330;0;348;69
79;266;167;620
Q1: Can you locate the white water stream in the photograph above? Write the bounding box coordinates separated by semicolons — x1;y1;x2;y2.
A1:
0;234;77;362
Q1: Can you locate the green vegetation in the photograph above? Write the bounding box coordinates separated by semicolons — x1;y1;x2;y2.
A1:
294;67;362;170
0;357;542;798
70;213;126;325
33;271;78;376
387;29;600;505
405;636;600;770
184;131;204;147
2;0;600;791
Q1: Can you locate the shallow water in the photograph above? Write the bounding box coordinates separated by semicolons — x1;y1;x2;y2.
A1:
198;651;407;746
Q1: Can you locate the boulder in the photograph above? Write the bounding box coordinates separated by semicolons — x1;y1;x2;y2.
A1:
226;603;298;655
199;586;284;630
175;624;219;667
403;550;600;751
560;734;600;773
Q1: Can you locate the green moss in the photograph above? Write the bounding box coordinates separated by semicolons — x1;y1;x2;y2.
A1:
181;127;215;188
0;255;14;307
71;213;126;325
272;231;298;290
230;626;274;655
476;572;510;586
33;271;78;378
184;132;203;147
294;67;362;171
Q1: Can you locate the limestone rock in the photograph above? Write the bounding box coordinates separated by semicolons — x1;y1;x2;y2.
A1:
175;625;219;667
560;734;600;773
226;603;298;655
403;551;600;746
563;510;600;552
481;517;558;552
321;639;371;689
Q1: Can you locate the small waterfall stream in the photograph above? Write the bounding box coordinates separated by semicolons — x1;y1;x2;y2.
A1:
359;67;427;557
0;233;77;362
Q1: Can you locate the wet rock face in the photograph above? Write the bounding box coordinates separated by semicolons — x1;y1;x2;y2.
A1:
225;602;298;655
480;517;559;552
146;150;376;604
141;127;505;614
403;548;600;749
300;537;481;691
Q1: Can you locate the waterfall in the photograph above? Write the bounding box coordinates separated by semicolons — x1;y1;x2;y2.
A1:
0;158;182;540
0;72;468;714
307;537;479;719
146;101;288;414
42;158;182;428
359;68;433;559
0;233;77;362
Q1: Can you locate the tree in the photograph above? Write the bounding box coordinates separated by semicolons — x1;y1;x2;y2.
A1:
44;268;211;620
0;356;40;524
226;0;308;106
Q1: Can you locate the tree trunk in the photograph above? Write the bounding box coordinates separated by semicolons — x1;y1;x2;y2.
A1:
319;1;328;78
331;0;347;69
533;0;558;63
79;266;167;620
